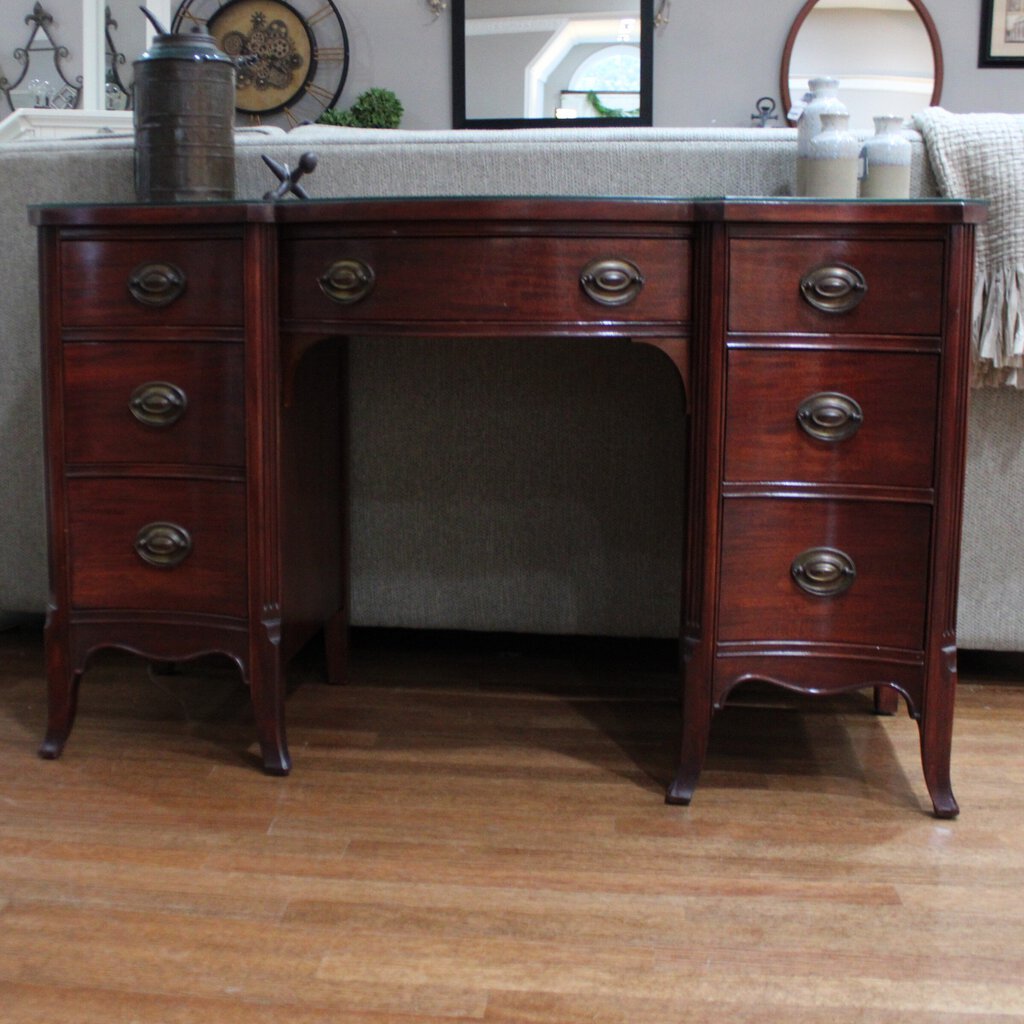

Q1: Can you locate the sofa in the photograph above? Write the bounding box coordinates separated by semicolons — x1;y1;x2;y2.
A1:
3;124;1023;650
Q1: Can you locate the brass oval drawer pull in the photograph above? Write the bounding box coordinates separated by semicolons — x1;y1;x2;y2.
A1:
791;546;857;597
580;257;645;307
134;522;193;568
318;258;376;305
129;381;188;428
796;391;863;443
800;263;867;314
127;262;187;307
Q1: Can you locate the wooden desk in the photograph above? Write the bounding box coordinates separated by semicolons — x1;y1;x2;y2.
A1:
32;197;982;816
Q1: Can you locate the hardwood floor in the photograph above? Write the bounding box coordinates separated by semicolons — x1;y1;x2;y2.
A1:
1;621;1022;1023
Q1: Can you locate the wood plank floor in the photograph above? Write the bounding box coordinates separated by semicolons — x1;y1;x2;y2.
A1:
1;621;1023;1023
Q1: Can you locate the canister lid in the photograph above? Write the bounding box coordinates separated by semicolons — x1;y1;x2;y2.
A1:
135;28;234;64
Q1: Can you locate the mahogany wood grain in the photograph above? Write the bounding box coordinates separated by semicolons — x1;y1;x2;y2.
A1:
66;478;248;617
717;498;932;649
724;348;939;488
278;335;346;673
62;341;245;468
32;198;981;818
279;236;692;327
726;236;945;337
670;205;978;817
59;232;244;328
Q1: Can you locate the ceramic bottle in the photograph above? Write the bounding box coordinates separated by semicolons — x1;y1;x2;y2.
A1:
860;115;912;199
806;112;861;199
796;77;847;195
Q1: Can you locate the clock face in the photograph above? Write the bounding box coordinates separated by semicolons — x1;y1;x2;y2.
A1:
172;0;349;126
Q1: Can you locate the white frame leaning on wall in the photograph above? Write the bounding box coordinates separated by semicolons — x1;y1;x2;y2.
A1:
80;0;170;109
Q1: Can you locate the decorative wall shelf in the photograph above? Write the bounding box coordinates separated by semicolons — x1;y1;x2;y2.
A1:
0;3;82;114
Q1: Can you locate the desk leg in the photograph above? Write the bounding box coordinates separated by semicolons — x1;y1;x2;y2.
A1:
39;613;80;760
919;646;959;818
666;648;712;805
873;685;899;715
635;335;707;806
324;608;348;686
279;334;349;689
251;628;292;776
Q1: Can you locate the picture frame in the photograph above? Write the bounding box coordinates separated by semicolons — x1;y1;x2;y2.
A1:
980;0;1024;67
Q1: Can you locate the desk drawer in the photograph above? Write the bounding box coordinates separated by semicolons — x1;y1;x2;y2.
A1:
63;342;245;468
717;498;930;650
727;238;944;337
60;237;243;328
67;478;247;617
724;349;938;488
280;237;691;325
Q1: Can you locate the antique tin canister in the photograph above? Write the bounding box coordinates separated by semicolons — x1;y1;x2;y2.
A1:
133;28;236;202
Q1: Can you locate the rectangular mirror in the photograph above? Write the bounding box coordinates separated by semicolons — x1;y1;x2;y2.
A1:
452;0;653;128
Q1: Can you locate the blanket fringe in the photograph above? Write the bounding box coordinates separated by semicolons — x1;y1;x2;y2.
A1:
972;264;1024;388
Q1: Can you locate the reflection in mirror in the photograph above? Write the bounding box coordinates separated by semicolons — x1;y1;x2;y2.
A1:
452;0;653;128
781;0;943;129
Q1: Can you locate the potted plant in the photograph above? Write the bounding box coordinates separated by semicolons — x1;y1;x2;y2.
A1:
317;87;404;129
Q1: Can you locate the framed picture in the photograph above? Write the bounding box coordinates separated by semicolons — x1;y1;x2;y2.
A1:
980;0;1024;67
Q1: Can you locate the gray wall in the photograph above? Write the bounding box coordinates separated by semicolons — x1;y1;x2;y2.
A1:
1;0;1021;128
464;31;549;120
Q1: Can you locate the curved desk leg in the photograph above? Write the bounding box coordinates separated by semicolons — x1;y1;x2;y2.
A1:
919;651;959;819
251;619;292;776
920;715;958;819
254;682;292;777
39;664;82;760
39;613;81;760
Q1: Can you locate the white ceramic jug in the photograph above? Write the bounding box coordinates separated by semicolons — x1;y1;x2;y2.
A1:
796;77;847;195
861;115;912;199
806;112;861;199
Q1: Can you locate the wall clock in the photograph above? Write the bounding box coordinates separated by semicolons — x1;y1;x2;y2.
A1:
171;0;350;126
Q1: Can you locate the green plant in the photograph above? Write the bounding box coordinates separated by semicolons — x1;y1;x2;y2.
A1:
317;87;404;129
586;90;640;119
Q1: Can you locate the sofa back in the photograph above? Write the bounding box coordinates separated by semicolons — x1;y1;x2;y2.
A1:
0;127;938;622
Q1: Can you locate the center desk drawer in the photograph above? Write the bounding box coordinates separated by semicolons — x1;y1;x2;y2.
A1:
279;237;691;324
727;237;945;336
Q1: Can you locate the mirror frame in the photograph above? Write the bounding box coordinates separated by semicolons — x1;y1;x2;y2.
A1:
779;0;943;125
451;0;654;129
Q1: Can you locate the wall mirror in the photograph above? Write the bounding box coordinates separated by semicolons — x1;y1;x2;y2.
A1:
780;0;943;129
452;0;653;128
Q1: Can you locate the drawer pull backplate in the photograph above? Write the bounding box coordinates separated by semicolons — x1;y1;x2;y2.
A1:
791;546;857;597
134;522;193;569
800;263;867;314
580;257;645;307
129;381;188;428
319;258;376;305
796;391;863;443
128;262;187;308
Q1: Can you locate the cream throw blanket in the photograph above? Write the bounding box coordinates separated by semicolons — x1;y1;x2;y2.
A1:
914;108;1024;388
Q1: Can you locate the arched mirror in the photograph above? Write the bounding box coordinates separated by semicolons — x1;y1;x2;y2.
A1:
780;0;943;129
452;0;654;128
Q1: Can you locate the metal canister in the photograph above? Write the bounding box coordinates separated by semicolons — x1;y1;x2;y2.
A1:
133;28;236;202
